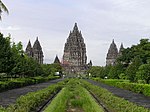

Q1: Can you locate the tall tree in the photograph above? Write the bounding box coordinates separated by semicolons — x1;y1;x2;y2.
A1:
0;33;12;74
126;56;142;82
108;62;124;79
137;60;150;84
0;0;9;20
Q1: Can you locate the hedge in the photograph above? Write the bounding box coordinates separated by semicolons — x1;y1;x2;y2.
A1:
93;78;150;97
0;79;68;112
81;79;150;112
0;76;60;92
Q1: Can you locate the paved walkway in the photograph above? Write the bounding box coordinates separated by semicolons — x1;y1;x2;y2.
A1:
0;78;64;107
86;79;150;109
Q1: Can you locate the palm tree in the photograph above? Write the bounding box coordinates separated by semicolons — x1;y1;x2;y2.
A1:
0;0;9;20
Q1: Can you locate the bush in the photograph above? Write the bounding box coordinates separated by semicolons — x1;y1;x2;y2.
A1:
81;80;150;112
93;78;150;97
0;76;60;92
4;79;67;112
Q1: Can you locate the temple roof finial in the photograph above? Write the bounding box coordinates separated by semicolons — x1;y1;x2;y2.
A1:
36;36;38;41
73;22;78;31
112;39;115;44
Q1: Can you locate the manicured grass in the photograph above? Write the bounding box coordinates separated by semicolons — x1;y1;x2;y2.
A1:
44;87;69;112
44;79;104;112
81;79;150;112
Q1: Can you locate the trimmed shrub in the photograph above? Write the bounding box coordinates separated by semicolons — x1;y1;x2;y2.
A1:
94;78;150;96
81;80;150;112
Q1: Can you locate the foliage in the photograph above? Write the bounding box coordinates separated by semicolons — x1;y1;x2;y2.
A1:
42;63;63;76
0;33;12;74
81;80;150;112
3;80;67;112
0;0;9;20
118;39;150;65
0;33;63;79
125;56;142;82
0;76;59;92
87;66;106;78
93;78;150;97
137;61;150;84
44;87;69;112
45;79;104;112
108;62;124;79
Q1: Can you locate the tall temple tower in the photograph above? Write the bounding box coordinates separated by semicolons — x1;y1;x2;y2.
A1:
106;39;118;66
25;37;44;64
62;23;87;75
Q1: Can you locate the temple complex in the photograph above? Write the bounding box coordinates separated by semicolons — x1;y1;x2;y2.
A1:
25;37;44;64
106;40;124;66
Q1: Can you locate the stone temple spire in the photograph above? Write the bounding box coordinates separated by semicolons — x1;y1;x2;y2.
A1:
73;23;79;32
62;23;87;75
25;40;33;57
118;43;124;57
25;38;44;64
32;37;44;64
106;39;118;65
33;37;42;50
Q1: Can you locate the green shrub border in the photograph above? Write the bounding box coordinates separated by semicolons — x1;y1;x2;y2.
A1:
81;79;150;112
0;79;68;112
0;76;60;92
93;78;150;97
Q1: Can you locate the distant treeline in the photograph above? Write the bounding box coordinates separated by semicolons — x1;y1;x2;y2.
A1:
88;39;150;84
0;33;62;78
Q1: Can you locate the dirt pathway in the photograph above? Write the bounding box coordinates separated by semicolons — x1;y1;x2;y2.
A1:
0;78;64;107
86;79;150;109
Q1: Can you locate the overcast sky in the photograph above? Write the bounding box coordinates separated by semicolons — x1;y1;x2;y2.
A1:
1;0;150;66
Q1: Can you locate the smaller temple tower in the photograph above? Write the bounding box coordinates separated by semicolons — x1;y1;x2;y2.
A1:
118;43;124;57
25;40;33;57
87;60;92;69
106;39;118;66
25;37;44;64
54;55;61;64
33;37;44;64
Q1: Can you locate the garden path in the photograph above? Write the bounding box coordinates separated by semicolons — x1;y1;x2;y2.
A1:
86;79;150;109
0;78;64;107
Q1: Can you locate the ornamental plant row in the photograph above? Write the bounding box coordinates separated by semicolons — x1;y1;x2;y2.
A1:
0;79;68;112
81;79;150;112
93;78;150;97
0;76;59;92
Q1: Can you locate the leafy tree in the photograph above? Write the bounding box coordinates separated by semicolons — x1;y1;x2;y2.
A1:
42;63;63;76
119;73;127;79
125;56;142;82
137;61;150;84
87;66;106;78
118;39;150;65
0;0;9;20
0;33;12;74
108;62;124;79
104;65;112;78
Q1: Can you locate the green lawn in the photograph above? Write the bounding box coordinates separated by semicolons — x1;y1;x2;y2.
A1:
44;79;104;112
